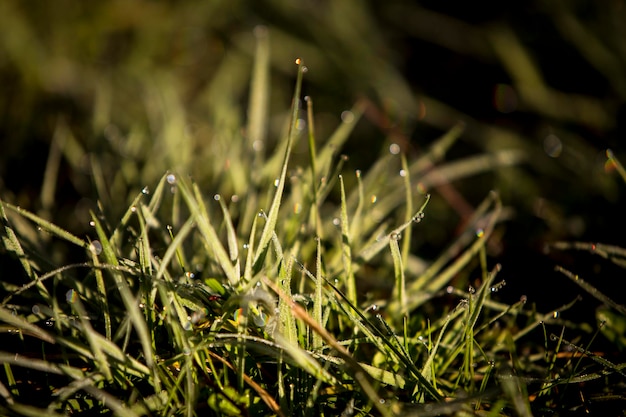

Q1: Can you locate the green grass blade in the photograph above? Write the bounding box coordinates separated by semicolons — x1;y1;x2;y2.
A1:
252;60;306;272
89;213;159;389
339;175;357;305
2;201;86;248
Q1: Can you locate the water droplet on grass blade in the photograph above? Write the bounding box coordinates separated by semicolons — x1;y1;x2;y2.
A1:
166;174;176;184
90;240;103;255
142;186;150;195
412;212;425;223
214;194;221;201
32;305;40;315
66;289;77;303
389;143;400;155
341;110;354;123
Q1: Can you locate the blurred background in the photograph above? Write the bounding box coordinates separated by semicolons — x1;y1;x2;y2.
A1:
1;0;625;311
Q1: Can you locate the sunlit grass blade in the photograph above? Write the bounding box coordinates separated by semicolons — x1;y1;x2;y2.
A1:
252;60;306;272
338;175;356;305
2;201;87;249
89;213;159;390
404;191;501;311
247;26;270;171
175;177;237;286
0;200;50;303
606;148;626;183
554;265;626;316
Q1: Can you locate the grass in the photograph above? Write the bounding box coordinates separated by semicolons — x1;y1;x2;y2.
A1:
2;2;626;416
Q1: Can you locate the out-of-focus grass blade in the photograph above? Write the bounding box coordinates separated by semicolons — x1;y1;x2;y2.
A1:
247;26;270;170
252;61;306;273
2;201;86;249
315;101;364;179
606;149;626;184
0;307;55;344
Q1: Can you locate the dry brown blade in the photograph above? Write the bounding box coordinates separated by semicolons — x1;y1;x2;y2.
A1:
207;350;286;417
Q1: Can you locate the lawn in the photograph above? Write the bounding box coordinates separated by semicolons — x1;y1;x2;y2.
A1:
1;1;625;416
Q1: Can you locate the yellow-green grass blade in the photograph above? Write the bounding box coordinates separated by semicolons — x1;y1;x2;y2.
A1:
89;213;159;389
252;60;306;273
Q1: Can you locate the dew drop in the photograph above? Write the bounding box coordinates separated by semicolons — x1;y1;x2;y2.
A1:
185;271;195;279
390;232;401;241
520;295;527;303
274;179;280;187
341;110;355;123
389;143;401;155
131;206;137;213
166;174;177;184
370;195;377;204
399;169;407;177
243;243;249;250
379;399;386;404
139;302;145;308
468;286;476;294
214;194;221;201
183;321;192;331
476;228;485;238
332;217;341;227
90;240;103;255
142;186;150;195
254;312;268;327
253;140;264;151
543;134;563;158
446;286;454;294
66;289;77;303
231;195;239;203
183;347;191;356
355;170;362;178
295;58;302;65
32;305;41;315
45;319;54;327
552;311;559;319
412;212;425;223
301;65;308;73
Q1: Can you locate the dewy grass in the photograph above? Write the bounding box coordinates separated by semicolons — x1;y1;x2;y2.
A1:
1;28;625;417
